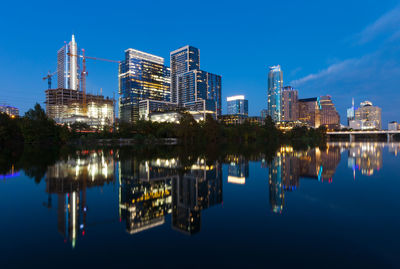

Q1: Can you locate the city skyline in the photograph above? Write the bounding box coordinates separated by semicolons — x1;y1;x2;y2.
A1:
1;1;400;125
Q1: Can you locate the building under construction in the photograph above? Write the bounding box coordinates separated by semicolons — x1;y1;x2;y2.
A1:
44;35;116;129
45;88;114;129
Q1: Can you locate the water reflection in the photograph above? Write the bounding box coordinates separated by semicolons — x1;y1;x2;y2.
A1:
119;158;222;235
2;142;400;248
45;150;115;248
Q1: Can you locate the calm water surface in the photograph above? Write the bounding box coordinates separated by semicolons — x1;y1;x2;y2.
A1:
1;142;399;268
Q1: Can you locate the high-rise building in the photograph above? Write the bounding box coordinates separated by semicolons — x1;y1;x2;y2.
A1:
119;48;171;123
57;34;79;90
347;98;355;126
170;46;200;104
281;86;298;122
319;95;340;129
298;97;321;128
170;45;222;117
350;101;382;130
267;65;283;122
227;95;248;116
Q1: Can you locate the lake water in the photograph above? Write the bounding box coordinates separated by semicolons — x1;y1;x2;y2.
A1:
1;142;399;268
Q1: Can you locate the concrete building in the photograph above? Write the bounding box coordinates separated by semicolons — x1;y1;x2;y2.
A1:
350;101;381;130
0;105;19;118
219;114;248;125
298;97;321;128
319;95;340;130
45;88;114;129
388;121;399;131
281;86;298;122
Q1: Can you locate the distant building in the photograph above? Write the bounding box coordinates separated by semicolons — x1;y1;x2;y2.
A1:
119;48;170;123
0;105;19;118
267;65;283;122
247;116;264;125
150;111;207;123
170;45;221;116
388;121;399;131
347;98;355;126
57;35;79;90
281;86;298;122
350;101;381;130
298;97;321;128
319;95;340;129
260;109;268;120
138;100;178;121
227;95;248;116
219;114;248;125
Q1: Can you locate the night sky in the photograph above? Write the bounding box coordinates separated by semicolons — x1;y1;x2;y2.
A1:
1;0;399;125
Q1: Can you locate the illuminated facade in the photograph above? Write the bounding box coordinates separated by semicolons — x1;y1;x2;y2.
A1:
219;114;248;125
281;86;298;122
319;95;340;130
350;101;382;130
119;48;170;123
267;65;283;122
0;105;19;118
57;34;79;90
170;45;222;117
298;97;321;128
45;89;114;129
347;98;355;126
138;100;178;121
227;95;248;116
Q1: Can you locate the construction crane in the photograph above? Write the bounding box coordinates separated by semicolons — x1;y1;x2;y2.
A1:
68;50;120;113
42;70;57;89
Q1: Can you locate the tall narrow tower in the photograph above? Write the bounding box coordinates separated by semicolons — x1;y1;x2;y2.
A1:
267;65;283;122
57;35;79;90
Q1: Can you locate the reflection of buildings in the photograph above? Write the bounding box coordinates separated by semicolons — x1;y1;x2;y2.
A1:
268;146;341;213
226;155;249;185
119;157;222;236
45;151;115;248
347;143;383;177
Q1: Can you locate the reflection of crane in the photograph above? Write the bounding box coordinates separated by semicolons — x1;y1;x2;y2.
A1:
67;50;120;112
42;70;57;89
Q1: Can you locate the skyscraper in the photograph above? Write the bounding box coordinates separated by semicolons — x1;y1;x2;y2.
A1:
298;97;321;128
319;95;340;129
170;45;222;116
57;34;79;90
347;98;355;126
350;101;382;130
119;48;171;123
281;86;298;122
268;65;283;122
227;95;248;116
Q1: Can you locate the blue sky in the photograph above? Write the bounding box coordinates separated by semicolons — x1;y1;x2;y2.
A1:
1;0;399;125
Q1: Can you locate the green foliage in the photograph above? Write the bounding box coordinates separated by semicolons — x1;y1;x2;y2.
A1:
0;113;24;150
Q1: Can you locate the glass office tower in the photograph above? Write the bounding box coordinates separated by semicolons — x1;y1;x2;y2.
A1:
268;65;283;122
227;95;248;116
57;34;79;90
170;45;222;116
119;49;170;123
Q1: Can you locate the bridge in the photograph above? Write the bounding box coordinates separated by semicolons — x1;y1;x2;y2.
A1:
327;130;400;142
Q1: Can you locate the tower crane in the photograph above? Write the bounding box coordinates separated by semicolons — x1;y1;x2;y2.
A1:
67;50;120;113
42;70;57;89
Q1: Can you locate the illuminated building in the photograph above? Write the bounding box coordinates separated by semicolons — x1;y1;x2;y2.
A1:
219;114;248;125
227;95;248;116
388;121;399;131
319;95;340;130
119;48;170;123
170;45;222;117
281;86;298;122
298;97;321;128
247;116;264;125
0;105;19;118
150;111;207;123
267;65;283;122
57;34;79;90
138;100;178;120
350;101;382;130
347;98;355;126
45;89;114;129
